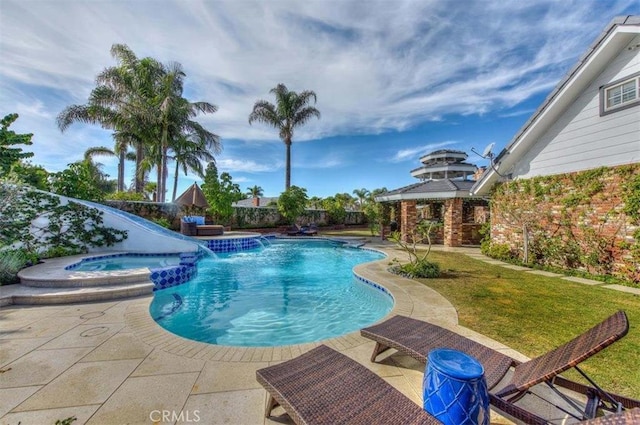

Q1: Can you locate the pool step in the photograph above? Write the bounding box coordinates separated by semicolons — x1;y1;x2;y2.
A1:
0;281;154;306
19;270;151;288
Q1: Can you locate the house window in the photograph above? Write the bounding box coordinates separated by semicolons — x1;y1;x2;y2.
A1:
600;72;640;115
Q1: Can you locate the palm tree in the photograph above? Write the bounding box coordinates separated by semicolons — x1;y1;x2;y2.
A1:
57;44;161;193
59;44;220;200
246;185;264;198
248;84;320;189
154;62;219;202
170;132;219;201
82;146;117;194
352;188;370;210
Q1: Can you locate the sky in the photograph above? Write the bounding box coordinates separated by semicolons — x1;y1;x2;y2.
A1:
1;0;637;199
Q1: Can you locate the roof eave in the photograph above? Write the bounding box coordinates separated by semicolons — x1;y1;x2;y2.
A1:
376;190;476;202
471;17;640;196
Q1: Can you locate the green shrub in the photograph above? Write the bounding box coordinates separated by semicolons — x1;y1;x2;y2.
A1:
151;217;171;228
390;259;440;279
107;191;147;201
41;246;83;259
0;249;29;285
484;242;515;261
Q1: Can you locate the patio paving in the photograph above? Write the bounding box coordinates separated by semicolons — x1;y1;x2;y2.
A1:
0;242;634;424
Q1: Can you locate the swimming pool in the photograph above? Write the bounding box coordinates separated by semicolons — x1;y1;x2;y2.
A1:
66;253;183;272
150;240;393;347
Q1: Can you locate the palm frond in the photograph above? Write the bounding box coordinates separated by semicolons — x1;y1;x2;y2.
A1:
84;146;115;161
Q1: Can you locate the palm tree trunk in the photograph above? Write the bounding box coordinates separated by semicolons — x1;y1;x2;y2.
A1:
285;139;291;190
118;150;125;192
161;145;168;202
156;162;162;202
135;143;145;193
172;160;179;201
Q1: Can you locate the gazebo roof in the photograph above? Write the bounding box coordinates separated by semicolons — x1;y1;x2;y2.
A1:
174;183;209;209
375;179;480;202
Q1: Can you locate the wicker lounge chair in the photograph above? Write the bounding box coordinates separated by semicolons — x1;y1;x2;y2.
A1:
286;224;303;236
256;345;440;425
579;408;640;424
301;223;318;236
361;311;640;424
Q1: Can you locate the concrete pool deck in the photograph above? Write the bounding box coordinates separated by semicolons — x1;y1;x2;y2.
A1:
0;242;627;424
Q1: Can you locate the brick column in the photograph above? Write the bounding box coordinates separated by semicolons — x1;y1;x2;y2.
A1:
444;198;463;247
400;200;417;242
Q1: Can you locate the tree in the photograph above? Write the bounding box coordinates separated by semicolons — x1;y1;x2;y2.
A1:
352;188;370;210
58;44;220;197
82;146;118;194
363;187;388;235
8;161;49;190
248;84;320;189
322;196;347;225
57;44;160;193
277;186;308;224
49;162;107;202
307;196;323;209
154;62;220;202
170;134;216;201
246;185;264;198
0;114;34;176
201;163;242;223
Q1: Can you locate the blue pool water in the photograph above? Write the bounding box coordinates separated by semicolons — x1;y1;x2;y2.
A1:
150;240;393;347
66;254;182;271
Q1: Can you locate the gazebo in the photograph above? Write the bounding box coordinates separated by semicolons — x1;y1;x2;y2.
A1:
375;150;488;247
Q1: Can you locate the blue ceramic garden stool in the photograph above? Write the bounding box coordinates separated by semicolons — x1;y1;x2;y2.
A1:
423;349;490;425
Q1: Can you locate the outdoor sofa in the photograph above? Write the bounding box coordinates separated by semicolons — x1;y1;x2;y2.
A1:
180;216;224;236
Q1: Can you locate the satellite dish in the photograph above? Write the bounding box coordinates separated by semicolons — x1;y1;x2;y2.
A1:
482;142;495;159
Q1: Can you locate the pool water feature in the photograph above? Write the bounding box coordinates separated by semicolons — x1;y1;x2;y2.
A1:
150;239;393;347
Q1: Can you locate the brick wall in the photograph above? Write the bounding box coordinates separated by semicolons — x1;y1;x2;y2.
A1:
444;198;463;247
489;164;640;283
400;200;417;242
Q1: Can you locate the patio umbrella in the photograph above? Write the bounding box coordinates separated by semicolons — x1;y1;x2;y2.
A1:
174;183;209;209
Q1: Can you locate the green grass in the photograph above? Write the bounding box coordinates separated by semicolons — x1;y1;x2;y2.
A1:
407;251;640;399
321;228;377;237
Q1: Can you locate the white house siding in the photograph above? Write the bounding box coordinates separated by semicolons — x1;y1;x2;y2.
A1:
512;35;640;179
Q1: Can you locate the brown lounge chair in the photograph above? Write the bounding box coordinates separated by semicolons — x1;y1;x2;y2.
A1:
361;311;640;424
286;224;303;236
256;345;440;425
256;346;639;425
579;408;640;424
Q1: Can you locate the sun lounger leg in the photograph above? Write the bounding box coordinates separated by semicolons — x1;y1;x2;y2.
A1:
265;394;279;417
371;342;392;362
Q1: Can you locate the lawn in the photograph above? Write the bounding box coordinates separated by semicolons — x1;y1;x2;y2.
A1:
321;228;377;237
414;251;640;399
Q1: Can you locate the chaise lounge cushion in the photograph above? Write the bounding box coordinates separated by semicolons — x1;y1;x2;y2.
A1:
196;225;224;236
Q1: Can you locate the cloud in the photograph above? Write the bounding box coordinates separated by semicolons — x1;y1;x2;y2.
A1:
1;0;636;155
216;158;281;173
390;141;459;163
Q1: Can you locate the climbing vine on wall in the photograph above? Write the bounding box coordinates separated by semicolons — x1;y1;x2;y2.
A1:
487;165;640;283
1;182;128;257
